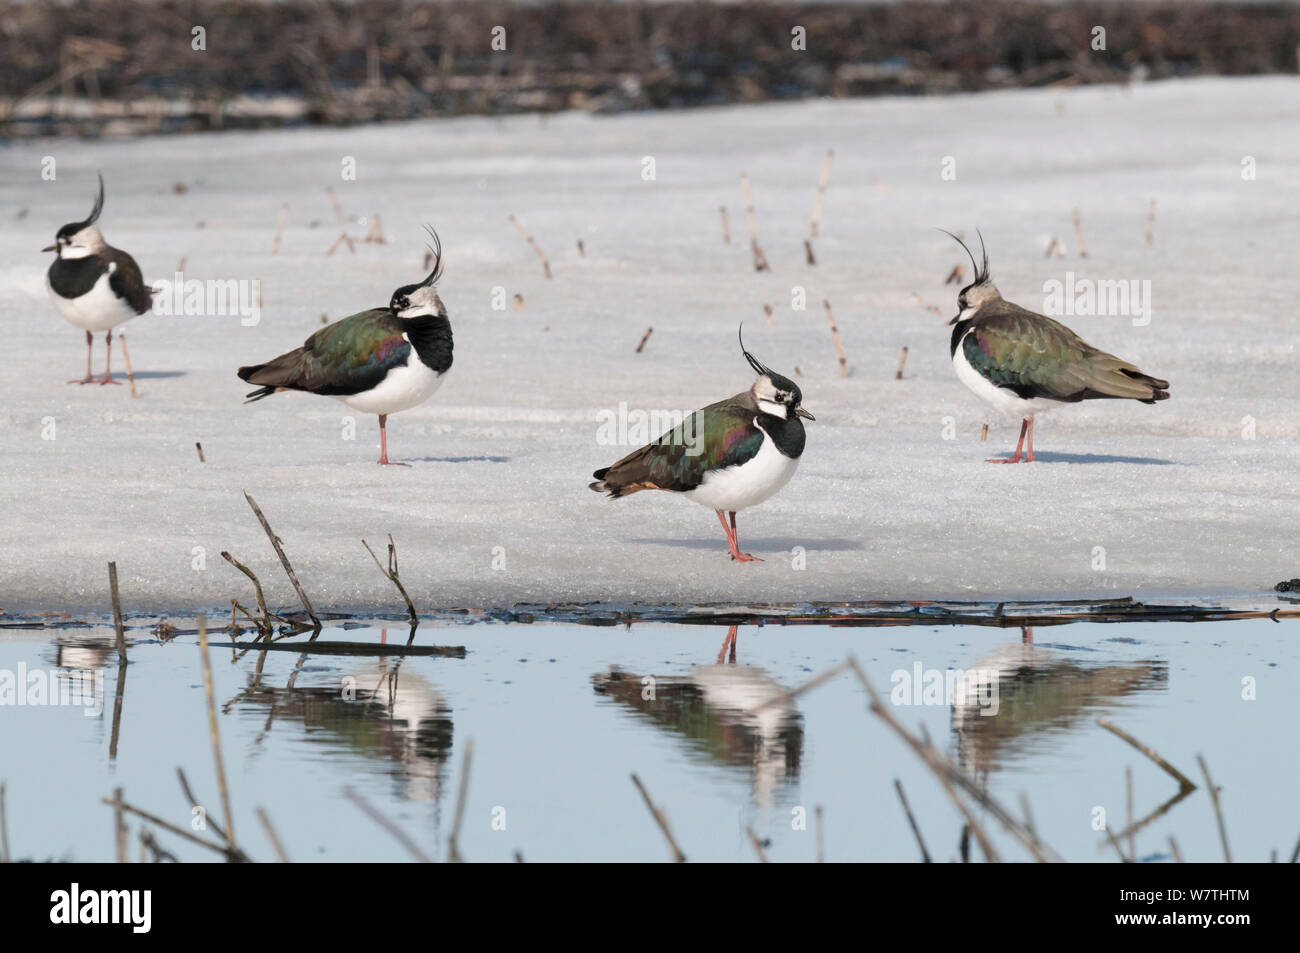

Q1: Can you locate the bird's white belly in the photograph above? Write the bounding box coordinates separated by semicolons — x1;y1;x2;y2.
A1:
953;338;1060;419
684;430;799;512
341;357;445;415
46;271;139;332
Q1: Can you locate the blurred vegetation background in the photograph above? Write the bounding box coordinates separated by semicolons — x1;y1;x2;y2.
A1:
3;0;1298;137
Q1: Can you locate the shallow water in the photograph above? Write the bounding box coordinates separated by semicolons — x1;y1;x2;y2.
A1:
0;615;1295;862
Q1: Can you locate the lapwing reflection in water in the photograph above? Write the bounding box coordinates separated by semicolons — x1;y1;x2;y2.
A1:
227;628;454;803
592;626;803;808
950;627;1167;785
50;635;113;710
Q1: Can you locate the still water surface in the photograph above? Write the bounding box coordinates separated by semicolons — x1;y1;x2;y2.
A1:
0;615;1294;862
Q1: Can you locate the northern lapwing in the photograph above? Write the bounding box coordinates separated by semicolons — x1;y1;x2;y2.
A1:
589;329;812;561
43;174;152;384
944;231;1169;463
237;228;453;466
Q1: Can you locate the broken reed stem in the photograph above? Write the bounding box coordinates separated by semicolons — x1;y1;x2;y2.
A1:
631;773;686;863
326;186;344;223
635;327;653;353
221;551;272;635
508;214;552;278
198;615;237;857
0;781;8;863
118;332;137;397
177;767;230;844
763;303;773;326
1097;718;1196;792
809;148;833;238
271;204;287;255
895;346;909;380
107;561;127;664
823;299;848;377
1197;754;1232;863
1105;825;1131;863
139;829;179;864
362;215;386;244
109;661;126;760
804;239;816;266
1072;208;1088;257
739;174;769;271
576;238;585;257
980;423;989;441
326;232;356;256
1126;765;1135;860
243;491;319;628
195;442;205;463
1145;198;1157;247
1168;835;1185;863
912;292;942;317
361;535;418;624
748;659;852;714
945;264;965;285
894;779;932;862
847;656;1058;862
256;807;290;862
448;739;474;862
342;787;432;862
745;826;769;863
104;797;246;861
113;786;127;863
719;206;730;244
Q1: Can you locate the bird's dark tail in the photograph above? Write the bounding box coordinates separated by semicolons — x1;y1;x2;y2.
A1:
588;467;615;495
237;363;279;402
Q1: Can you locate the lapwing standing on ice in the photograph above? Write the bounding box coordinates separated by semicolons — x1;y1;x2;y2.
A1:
589;329;812;561
237;229;453;466
43;174;152;384
944;231;1169;463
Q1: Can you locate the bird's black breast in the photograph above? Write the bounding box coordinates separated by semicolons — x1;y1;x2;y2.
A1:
757;411;806;459
404;315;453;374
950;319;973;357
48;256;108;300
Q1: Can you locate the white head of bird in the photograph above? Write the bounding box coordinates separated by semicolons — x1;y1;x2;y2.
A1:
388;228;446;319
43;173;108;261
942;229;1003;324
740;329;815;421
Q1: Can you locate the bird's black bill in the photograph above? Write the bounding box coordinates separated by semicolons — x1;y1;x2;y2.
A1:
948;314;960;326
42;244;56;252
795;406;815;421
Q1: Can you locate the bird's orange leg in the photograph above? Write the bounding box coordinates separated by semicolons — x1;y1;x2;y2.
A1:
716;624;739;664
96;329;122;385
68;330;95;384
988;418;1028;464
377;414;410;466
1024;416;1036;462
728;511;762;562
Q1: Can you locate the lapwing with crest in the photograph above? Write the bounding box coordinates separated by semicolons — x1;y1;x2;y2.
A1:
237;228;453;466
589;328;813;561
44;173;152;384
943;230;1169;462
